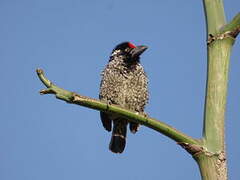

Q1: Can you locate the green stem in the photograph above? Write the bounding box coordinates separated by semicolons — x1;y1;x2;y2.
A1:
202;0;233;152
202;0;226;36
198;1;239;179
220;13;240;33
194;152;227;180
203;39;233;151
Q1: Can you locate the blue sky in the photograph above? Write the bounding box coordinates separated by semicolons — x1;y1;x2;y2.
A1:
1;0;239;179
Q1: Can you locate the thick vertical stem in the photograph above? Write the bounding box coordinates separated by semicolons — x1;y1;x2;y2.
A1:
203;39;232;151
202;0;226;35
195;152;227;180
202;0;227;151
200;0;233;179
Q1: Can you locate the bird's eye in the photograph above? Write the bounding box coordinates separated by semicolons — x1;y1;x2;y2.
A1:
125;48;131;53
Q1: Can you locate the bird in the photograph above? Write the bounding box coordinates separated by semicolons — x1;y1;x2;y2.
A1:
99;41;149;153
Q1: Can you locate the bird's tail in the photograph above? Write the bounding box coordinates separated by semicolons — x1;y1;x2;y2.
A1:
109;118;127;153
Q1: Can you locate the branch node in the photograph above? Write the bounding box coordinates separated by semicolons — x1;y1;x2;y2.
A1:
178;142;204;156
229;26;240;38
207;31;236;45
39;89;55;95
72;93;86;102
36;68;44;75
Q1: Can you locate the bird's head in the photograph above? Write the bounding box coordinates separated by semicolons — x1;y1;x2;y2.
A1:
111;42;148;62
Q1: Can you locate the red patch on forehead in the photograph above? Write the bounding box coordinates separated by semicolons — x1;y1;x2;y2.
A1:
128;42;136;48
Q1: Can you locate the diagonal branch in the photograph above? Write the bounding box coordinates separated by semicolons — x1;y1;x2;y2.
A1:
207;12;240;45
36;68;199;146
220;12;240;38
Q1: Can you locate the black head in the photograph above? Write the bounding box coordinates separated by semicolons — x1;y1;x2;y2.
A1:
111;42;148;61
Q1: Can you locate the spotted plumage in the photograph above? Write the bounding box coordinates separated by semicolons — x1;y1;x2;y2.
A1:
99;42;149;153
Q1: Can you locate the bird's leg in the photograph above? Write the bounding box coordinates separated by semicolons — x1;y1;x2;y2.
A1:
141;112;149;118
134;111;149;118
106;100;112;111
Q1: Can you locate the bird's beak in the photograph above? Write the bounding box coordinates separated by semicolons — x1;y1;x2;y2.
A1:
130;45;148;58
